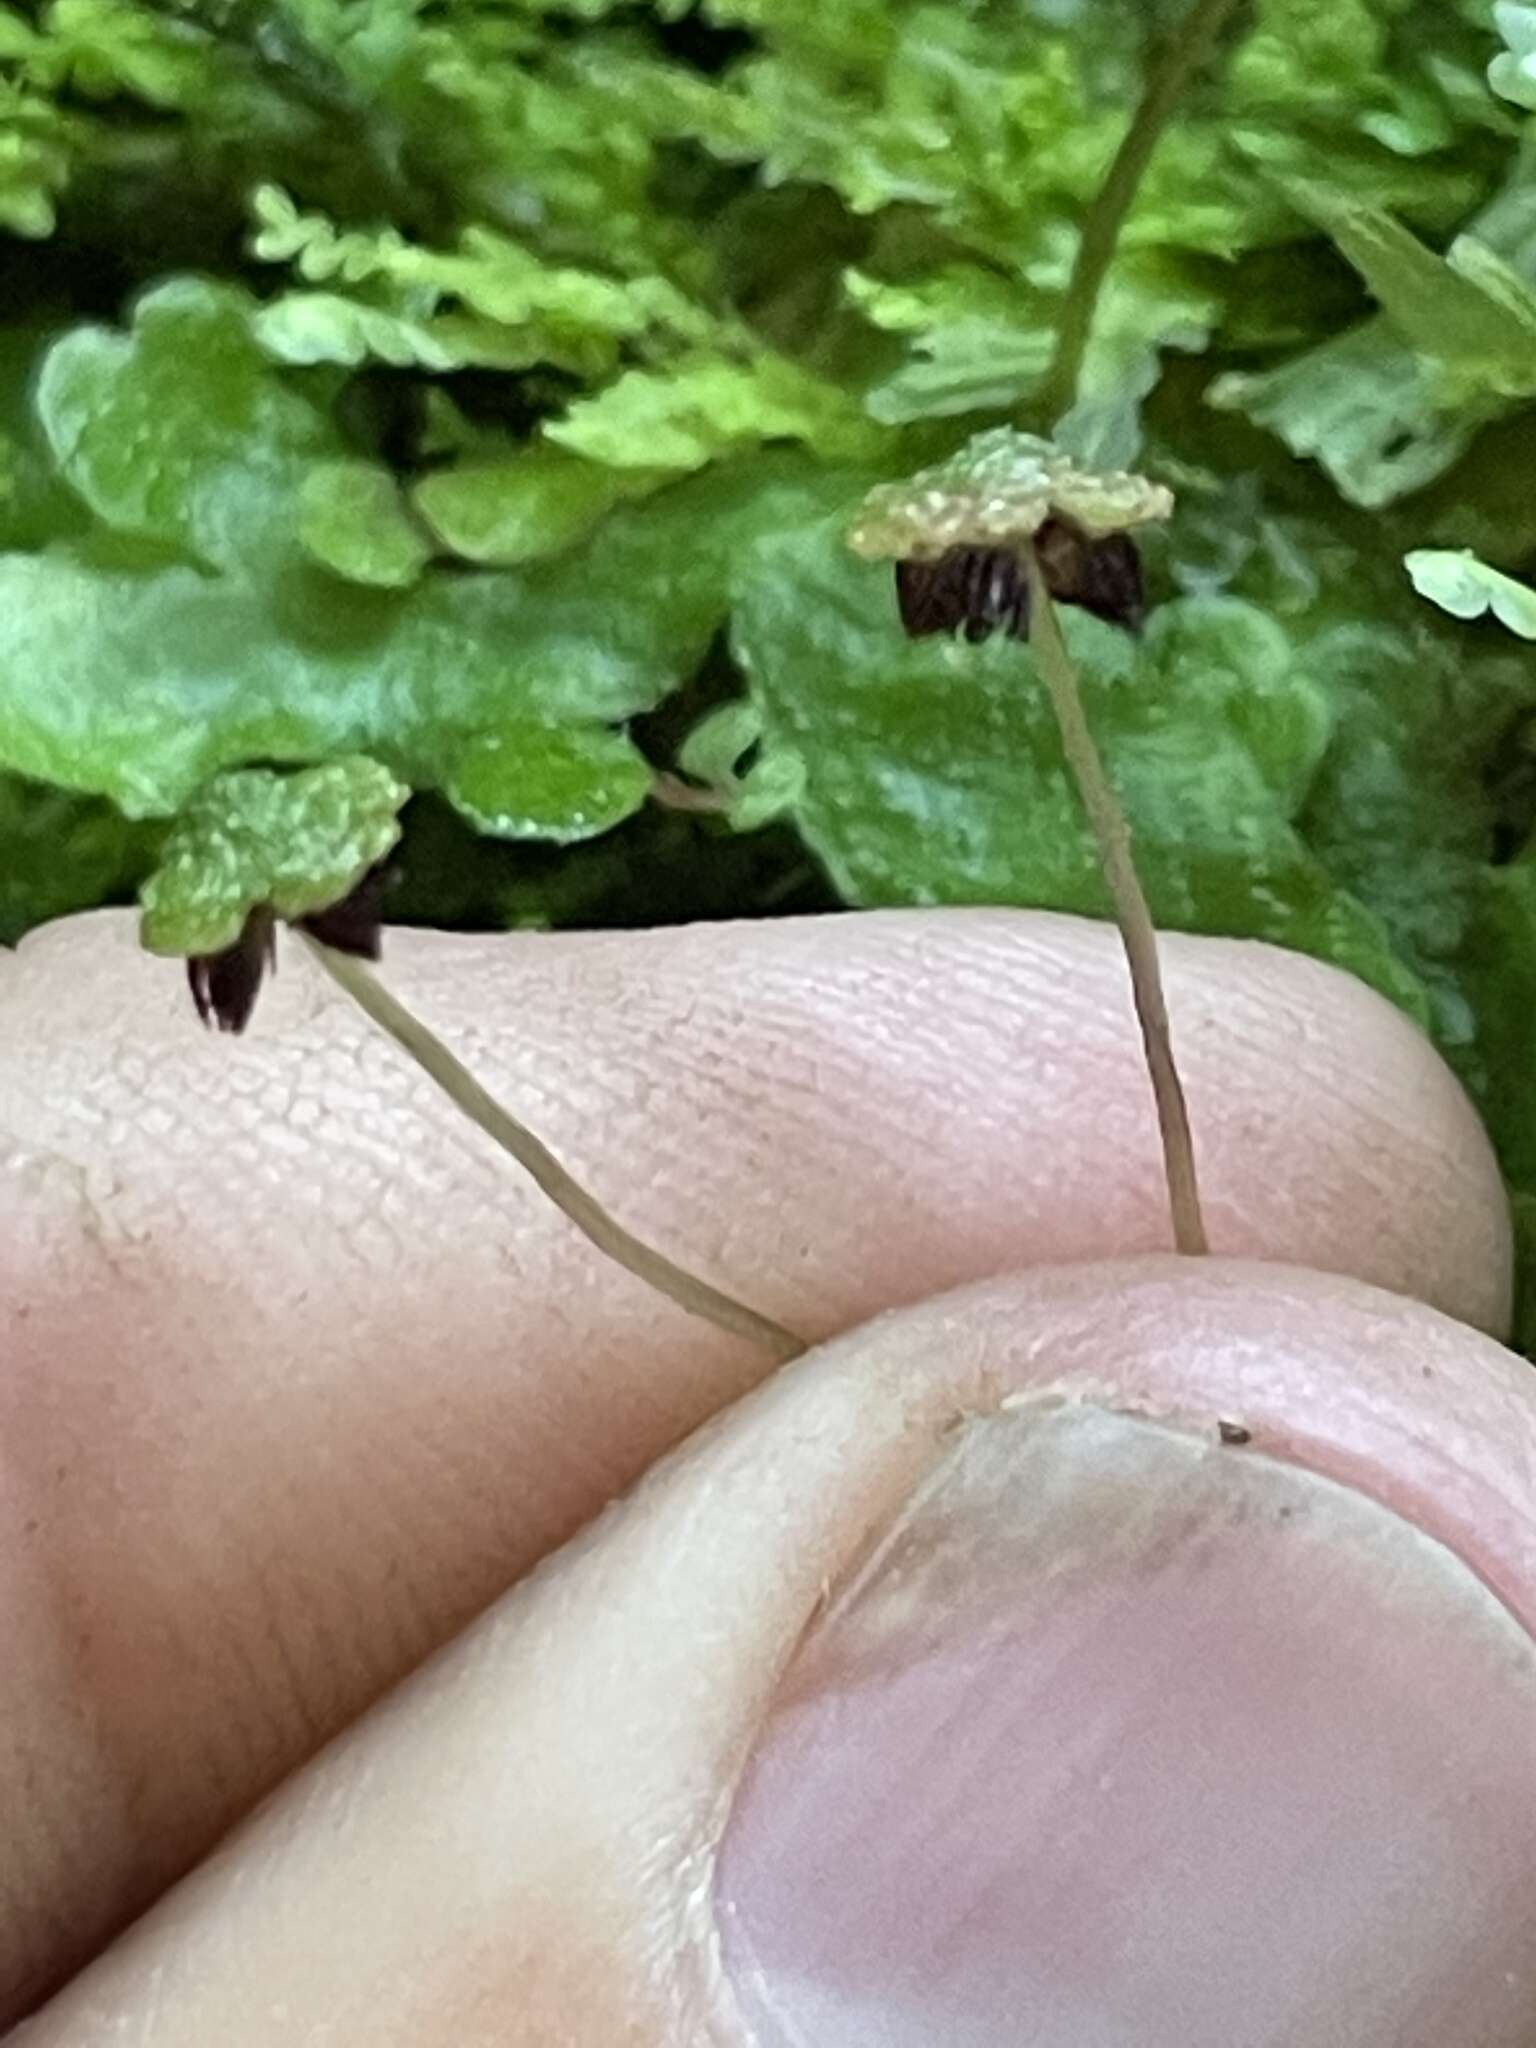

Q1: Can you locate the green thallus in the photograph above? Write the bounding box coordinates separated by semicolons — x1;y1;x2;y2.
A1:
161;429;1203;1361
139;0;1238;1341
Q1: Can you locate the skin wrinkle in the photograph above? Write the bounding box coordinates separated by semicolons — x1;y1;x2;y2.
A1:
0;908;1514;2026
140;1508;307;1794
0;1312;171;2007
381;1009;797;1323
937;941;1442;1263
6;921;1507;1318
580;970;876;1170
1000;921;1446;1142
1184;1024;1468;1238
242;1482;366;1744
339;1404;528;1667
11;1271;1535;2045
42;1293;346;1857
0;1725;107;2012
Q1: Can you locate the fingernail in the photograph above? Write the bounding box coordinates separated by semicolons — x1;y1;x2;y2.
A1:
716;1405;1536;2047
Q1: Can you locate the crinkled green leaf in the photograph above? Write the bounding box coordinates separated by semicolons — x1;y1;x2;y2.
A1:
0;774;157;946
1490;2;1536;108
254;293;580;375
677;698;806;829
1225;0;1502;175
299;460;432;588
1159;465;1536;1198
0;8;39;61
248;185;715;368
251;0;425;98
1209;320;1490;509
849;428;1173;560
845;268;1054;424
8;281;869;829
1232;0;1403;121
0;554;615;814
1286;186;1536;392
844;268;1025;343
0;455;861;816
1406;548;1536;638
546;356;886;471
414;447;673;565
139;757;408;957
442;723;652;842
736;517;1417;1004
0;425;85;550
0;77;72;237
847;244;1213;459
1052;265;1218;469
1211;156;1536;505
678;700;765;789
861;322;1052;427
1286;611;1524;1028
34;0;210;107
612;0;1497;282
727;746;807;830
37;278;338;569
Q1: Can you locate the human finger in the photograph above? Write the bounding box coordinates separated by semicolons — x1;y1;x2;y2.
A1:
0;907;1510;2018
17;1261;1536;2046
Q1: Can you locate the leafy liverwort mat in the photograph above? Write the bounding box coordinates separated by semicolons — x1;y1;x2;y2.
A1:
5;0;1536;1333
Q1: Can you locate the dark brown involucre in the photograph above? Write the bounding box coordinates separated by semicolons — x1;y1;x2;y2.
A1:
187;905;278;1034
186;866;394;1034
894;523;1147;646
1034;520;1147;633
896;546;1031;643
299;863;393;960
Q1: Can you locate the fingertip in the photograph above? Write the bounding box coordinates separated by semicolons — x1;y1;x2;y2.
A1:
3;906;1513;1337
1160;928;1512;1337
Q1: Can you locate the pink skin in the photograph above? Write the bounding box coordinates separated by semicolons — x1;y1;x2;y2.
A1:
12;1262;1536;2045
0;909;1526;2036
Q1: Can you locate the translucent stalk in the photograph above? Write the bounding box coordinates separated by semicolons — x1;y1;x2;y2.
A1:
302;933;809;1360
1023;547;1209;1253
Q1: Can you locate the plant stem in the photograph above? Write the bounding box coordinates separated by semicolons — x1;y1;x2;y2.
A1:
650;771;733;815
1023;547;1208;1254
301;933;809;1362
1040;0;1248;421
